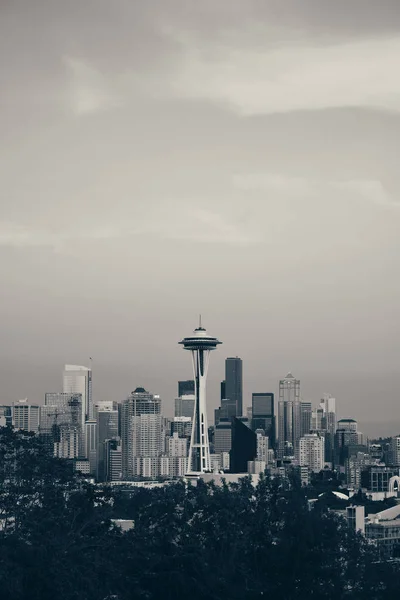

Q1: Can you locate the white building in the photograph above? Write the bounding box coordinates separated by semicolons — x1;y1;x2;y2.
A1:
299;433;325;472
63;364;92;425
168;432;188;458
54;425;81;459
248;460;267;475
13;399;40;433
390;436;400;466
256;431;269;462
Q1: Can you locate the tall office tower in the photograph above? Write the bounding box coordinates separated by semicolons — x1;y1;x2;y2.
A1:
13;399;40;433
311;407;324;431
63;365;92;425
171;416;192;439
319;393;337;463
178;380;195;397
300;402;312;437
220;397;237;419
277;372;301;459
168;432;188;458
85;419;97;473
214;419;232;454
225;357;243;417
220;381;226;401
131;413;163;476
251;393;275;448
96;408;119;481
120;387;161;479
41;393;83;456
299;433;325;472
179;321;222;475
230;417;257;473
335;419;360;466
104;438;122;481
174;395;195;418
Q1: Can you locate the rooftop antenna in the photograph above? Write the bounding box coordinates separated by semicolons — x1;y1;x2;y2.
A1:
199;314;202;329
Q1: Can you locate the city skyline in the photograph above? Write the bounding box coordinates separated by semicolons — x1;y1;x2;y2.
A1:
0;346;395;439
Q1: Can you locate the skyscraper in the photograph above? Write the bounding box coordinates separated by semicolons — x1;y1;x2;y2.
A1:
63;365;92;426
174;395;195;418
120;387;161;479
13;399;40;433
179;320;222;475
300;402;312;437
41;393;83;457
230;417;257;473
178;380;195;397
96;408;119;481
251;393;275;448
225;357;243;417
277;372;301;459
299;433;325;472
319;393;337;464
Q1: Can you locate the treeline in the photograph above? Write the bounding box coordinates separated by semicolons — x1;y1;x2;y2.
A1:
0;427;399;600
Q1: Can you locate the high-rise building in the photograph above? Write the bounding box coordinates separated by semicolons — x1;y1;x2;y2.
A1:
174;395;195;418
168;432;188;458
230;417;257;473
335;419;359;466
131;413;163;461
96;408;118;481
63;365;92;426
103;438;122;482
85;419;97;473
220;380;226;401
178;380;195;397
251;393;275;448
320;394;337;463
277;373;301;459
120;388;161;479
299;433;325;472
40;393;83;457
389;437;400;466
256;430;269;462
225;357;243;417
214;419;232;455
171;416;192;439
13;399;40;433
179;321;222;475
300;402;312;437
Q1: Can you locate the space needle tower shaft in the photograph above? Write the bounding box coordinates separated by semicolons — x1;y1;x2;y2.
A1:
179;318;222;475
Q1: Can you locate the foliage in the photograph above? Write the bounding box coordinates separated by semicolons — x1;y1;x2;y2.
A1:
0;427;400;599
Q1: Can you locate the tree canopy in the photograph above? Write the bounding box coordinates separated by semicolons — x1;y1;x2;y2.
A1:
0;427;399;600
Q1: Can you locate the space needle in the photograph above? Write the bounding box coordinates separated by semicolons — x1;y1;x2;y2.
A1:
179;318;222;475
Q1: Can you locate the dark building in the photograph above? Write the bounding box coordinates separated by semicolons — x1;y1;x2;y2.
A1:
251;393;275;448
300;402;312;437
361;465;400;493
225;357;243;417
230;417;257;473
220;380;226;401
178;380;195;397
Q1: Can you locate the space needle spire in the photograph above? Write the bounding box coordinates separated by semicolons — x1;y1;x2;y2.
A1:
179;320;222;475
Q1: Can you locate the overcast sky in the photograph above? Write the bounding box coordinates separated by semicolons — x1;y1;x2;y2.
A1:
1;0;400;436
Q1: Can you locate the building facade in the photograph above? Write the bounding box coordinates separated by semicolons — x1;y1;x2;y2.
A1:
225;357;243;417
277;373;301;459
